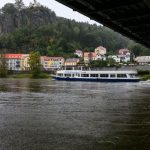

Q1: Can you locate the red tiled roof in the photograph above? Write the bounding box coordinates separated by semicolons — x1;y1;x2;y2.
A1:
84;52;96;57
4;54;23;59
118;49;130;55
75;50;82;53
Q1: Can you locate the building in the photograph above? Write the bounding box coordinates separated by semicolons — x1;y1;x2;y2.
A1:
108;55;121;63
5;54;22;71
116;49;131;63
83;46;107;63
21;54;30;70
64;58;80;66
74;50;83;57
95;46;107;60
3;54;65;71
41;56;64;70
83;52;96;63
118;48;130;55
95;46;106;55
135;56;150;64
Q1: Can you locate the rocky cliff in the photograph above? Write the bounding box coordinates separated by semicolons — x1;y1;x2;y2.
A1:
0;4;57;35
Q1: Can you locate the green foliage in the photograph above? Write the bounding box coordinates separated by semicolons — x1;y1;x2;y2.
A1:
137;70;150;81
11;72;49;79
0;54;8;77
140;74;150;81
1;3;17;14
89;60;108;68
0;2;150;57
36;73;50;79
128;41;150;56
138;70;150;75
107;58;116;66
11;74;32;78
29;51;41;78
14;0;25;10
89;58;116;68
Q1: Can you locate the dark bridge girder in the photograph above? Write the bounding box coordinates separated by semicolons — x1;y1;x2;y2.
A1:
55;0;150;48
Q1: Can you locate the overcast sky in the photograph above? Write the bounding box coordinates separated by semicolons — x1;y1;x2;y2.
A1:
0;0;99;25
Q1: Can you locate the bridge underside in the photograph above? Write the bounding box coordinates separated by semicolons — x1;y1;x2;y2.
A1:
56;0;150;47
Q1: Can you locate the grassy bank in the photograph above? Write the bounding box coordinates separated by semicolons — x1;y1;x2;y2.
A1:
8;73;51;79
138;70;150;81
139;74;150;81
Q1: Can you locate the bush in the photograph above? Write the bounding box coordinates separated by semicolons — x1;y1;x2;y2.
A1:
31;73;50;79
138;70;150;75
140;75;150;81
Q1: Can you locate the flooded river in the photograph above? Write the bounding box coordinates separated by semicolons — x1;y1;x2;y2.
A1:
0;79;150;150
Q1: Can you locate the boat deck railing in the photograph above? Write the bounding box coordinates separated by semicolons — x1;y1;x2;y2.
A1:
59;66;137;71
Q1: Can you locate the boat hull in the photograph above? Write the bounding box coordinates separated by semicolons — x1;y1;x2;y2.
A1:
52;76;140;82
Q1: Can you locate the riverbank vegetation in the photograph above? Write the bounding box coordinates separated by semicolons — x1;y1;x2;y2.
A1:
9;73;50;79
138;70;150;81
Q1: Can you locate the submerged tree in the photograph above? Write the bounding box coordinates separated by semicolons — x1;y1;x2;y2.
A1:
29;51;41;78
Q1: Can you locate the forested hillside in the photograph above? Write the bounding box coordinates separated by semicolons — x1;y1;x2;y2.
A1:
0;0;149;57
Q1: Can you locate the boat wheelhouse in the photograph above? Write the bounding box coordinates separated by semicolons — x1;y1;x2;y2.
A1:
52;66;140;82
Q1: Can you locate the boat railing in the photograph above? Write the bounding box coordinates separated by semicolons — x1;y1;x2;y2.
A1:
59;66;137;71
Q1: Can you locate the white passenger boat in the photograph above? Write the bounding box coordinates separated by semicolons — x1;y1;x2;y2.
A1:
52;66;140;82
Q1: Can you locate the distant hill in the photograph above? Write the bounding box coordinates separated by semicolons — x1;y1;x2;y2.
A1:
0;1;149;57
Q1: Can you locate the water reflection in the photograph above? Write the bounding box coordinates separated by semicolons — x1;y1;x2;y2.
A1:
0;79;150;150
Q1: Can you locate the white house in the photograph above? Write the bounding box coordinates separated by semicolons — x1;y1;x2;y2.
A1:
5;54;22;71
109;55;121;63
95;46;107;61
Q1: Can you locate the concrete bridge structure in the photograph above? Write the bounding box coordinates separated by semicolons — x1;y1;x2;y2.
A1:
56;0;150;48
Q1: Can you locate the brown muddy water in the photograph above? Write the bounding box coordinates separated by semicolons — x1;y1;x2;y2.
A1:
0;79;150;150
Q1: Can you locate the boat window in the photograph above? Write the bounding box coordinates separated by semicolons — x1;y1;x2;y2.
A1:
72;74;74;77
74;67;79;70
75;67;81;70
66;67;72;70
117;74;127;78
82;67;89;71
90;74;98;77
81;74;89;77
65;74;71;77
110;74;116;78
59;73;63;76
100;74;109;78
130;74;136;78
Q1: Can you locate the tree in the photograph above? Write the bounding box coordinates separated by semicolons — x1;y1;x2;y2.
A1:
0;54;8;77
89;60;108;68
29;51;41;78
1;3;17;14
29;0;41;7
15;0;25;11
